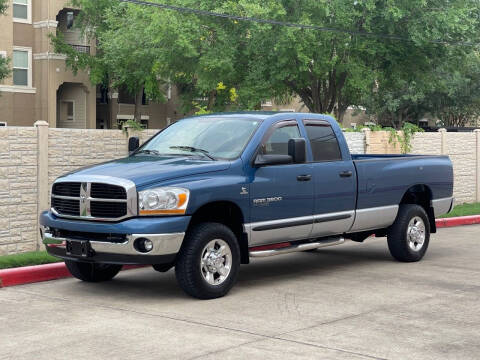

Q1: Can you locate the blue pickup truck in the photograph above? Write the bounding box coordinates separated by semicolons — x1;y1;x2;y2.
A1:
40;112;454;299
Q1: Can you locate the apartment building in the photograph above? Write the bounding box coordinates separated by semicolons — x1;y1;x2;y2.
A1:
0;0;183;128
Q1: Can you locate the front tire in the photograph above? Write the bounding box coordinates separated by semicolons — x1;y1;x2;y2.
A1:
387;204;430;262
175;223;240;299
65;260;122;282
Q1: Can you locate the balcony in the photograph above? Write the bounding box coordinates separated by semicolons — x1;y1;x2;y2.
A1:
56;9;92;54
70;44;90;54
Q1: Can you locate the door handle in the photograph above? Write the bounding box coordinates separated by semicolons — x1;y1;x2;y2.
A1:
297;174;312;182
339;171;353;178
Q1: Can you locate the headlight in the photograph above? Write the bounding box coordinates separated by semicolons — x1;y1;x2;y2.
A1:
138;187;189;215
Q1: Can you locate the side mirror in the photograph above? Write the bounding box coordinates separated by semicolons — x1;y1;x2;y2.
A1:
254;154;293;167
288;138;306;163
128;137;140;153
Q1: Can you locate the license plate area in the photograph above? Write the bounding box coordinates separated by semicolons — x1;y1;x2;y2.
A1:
66;240;92;257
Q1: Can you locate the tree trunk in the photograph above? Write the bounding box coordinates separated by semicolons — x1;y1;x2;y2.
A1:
134;87;144;123
286;74;346;115
207;90;217;111
336;107;347;124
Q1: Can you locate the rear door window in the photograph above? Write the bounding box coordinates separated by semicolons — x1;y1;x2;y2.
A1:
303;120;342;161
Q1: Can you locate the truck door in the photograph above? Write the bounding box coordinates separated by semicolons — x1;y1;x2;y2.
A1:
302;119;356;237
248;120;314;246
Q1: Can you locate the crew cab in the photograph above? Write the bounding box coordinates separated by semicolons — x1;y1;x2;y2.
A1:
40;112;454;299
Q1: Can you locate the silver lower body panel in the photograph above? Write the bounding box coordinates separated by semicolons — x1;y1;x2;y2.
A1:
349;205;399;232
432;197;454;217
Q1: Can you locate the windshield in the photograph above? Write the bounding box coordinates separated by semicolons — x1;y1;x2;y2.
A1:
137;117;261;160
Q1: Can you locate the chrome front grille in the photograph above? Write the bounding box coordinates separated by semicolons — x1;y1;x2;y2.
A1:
90;201;128;218
51;176;137;221
51;197;80;216
52;182;81;197
91;183;127;199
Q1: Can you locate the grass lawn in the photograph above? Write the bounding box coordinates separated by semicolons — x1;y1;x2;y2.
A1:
0;251;61;270
438;202;480;218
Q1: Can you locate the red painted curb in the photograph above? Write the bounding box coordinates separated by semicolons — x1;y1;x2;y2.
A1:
435;215;480;228
0;263;145;288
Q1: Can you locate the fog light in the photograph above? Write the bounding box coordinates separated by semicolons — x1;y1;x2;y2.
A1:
143;239;153;251
134;238;153;253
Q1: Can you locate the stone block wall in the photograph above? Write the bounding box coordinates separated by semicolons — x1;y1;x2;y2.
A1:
343;132;365;154
0;127;38;255
368;130;480;204
48;129;129;195
410;132;442;155
444;133;477;204
1;124;479;255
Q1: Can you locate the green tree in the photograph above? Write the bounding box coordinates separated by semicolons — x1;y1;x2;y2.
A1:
229;0;480;125
365;48;480;128
51;0;480;126
51;1;169;122
352;1;480;127
427;52;480;127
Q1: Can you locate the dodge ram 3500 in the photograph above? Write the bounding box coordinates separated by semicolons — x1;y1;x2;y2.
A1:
40;112;454;299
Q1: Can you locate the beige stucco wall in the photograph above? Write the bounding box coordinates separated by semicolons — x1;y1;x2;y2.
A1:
0;0;96;128
364;130;402;154
0;1;14;86
56;83;86;128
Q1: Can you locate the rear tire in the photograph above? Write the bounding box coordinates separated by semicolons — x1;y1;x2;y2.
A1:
175;223;240;299
65;260;122;282
387;204;430;262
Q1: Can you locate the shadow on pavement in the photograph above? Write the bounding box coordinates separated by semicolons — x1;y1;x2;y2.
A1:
64;242;396;299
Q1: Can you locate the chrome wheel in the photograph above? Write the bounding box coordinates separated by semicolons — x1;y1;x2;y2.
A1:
407;216;426;252
200;239;232;286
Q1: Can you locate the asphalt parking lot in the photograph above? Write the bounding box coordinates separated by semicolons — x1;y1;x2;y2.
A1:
1;225;479;360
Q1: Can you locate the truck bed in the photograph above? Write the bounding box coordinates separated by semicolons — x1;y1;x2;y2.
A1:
351;153;453;210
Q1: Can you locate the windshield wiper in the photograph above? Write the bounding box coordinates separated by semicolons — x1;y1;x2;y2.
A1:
134;149;161;156
169;146;216;160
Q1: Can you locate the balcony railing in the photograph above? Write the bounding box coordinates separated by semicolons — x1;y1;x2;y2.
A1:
70;44;90;54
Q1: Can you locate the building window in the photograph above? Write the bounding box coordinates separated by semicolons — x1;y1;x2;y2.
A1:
13;0;31;23
66;11;74;30
118;86;135;104
62;101;75;121
12;49;30;86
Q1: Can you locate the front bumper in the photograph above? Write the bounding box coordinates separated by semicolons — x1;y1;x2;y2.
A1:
39;211;190;265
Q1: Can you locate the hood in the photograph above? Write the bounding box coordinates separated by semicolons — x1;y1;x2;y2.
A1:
64;155;231;187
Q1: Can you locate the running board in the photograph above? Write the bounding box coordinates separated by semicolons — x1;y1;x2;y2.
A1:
249;237;345;258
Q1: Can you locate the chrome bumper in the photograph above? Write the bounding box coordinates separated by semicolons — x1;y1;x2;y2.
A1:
40;225;184;257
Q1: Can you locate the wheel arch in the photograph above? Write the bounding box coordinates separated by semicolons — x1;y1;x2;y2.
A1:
187;201;249;264
399;184;436;233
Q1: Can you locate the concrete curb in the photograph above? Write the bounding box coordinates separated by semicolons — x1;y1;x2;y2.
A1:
1;215;479;288
0;263;144;288
435;215;480;228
